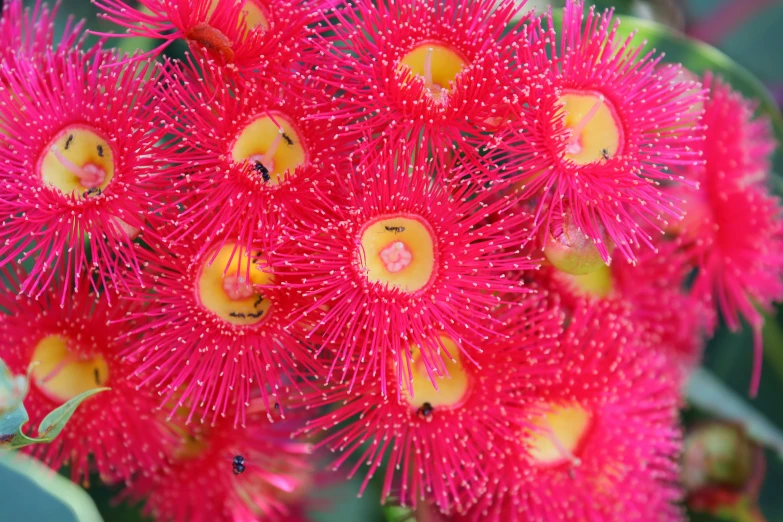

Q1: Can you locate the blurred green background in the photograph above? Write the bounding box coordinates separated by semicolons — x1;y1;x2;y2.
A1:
3;0;783;521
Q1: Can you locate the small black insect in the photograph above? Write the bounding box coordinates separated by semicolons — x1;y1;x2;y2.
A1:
232;455;246;475
384;226;405;234
254;161;271;183
97;145;104;158
600;148;610;161
64;134;74;150
83;187;102;198
417;402;434;420
282;133;293;146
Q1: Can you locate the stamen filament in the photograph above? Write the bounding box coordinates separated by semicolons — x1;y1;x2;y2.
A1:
541;421;582;467
423;47;434;88
568;94;605;143
261;132;283;167
37;352;79;385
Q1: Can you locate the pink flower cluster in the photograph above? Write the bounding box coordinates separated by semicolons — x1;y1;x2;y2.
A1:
0;0;780;521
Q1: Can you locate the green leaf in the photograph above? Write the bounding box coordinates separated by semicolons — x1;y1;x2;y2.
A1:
0;452;103;522
0;383;109;450
687;368;783;459
37;387;110;440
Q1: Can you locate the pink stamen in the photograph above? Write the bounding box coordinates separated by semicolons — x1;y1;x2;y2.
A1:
379;241;413;273
567;95;605;152
223;274;255;300
50;146;106;188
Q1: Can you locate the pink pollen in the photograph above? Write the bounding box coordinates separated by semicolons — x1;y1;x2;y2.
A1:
222;274;255;300
379;241;413;273
50;146;106;188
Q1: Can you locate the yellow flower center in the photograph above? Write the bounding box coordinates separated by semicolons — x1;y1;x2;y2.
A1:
400;41;467;102
38;126;114;197
524;403;593;467
30;334;109;404
559;90;624;165
208;0;270;31
358;215;437;293
196;244;273;326
231;111;307;186
559;264;614;299
401;335;470;412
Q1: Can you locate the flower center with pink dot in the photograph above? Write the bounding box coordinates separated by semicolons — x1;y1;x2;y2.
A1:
400;41;467;102
358;215;437;293
38;126;115;196
559;90;624;165
196;243;273;326
401;335;470;411
524;402;593;468
30;334;109;404
231;111;307;186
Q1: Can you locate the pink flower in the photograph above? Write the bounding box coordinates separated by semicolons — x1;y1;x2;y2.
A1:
0;48;168;301
460;300;684;522
119;227;318;426
485;0;705;264
0;0;83;60
270;141;538;395
121;401;313;522
538;238;707;375
0;268;173;484
674;74;783;395
153;60;349;262
93;0;322;82
295;296;562;514
303;0;531;163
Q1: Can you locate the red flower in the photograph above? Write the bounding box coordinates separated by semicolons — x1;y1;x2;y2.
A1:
674;74;783;395
0;48;168;301
93;0;321;82
154;60;348;261
122;401;313;522
485;0;705;264
270;141;538;395
296;296;562;514
120;228;318;426
461;301;684;522
305;0;531;163
0;268;172;484
538;239;706;374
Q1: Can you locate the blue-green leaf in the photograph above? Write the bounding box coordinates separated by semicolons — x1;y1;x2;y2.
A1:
37;387;109;441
